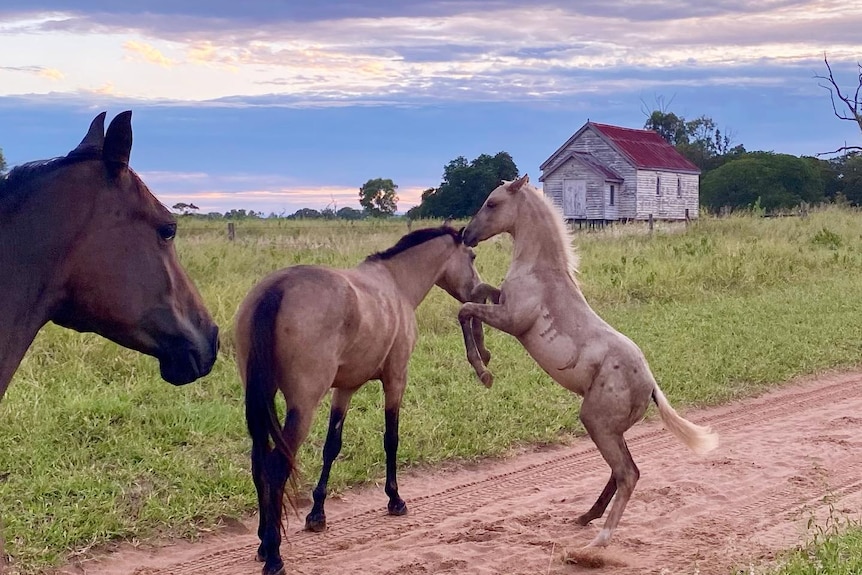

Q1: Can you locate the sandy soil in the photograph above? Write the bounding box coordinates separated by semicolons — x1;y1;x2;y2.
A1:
56;371;862;575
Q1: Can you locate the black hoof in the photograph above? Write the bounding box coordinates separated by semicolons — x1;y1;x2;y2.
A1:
262;559;285;575
576;514;594;527
304;513;327;532
388;498;408;516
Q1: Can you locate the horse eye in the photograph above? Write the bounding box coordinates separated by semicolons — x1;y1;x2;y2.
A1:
486;200;497;209
158;223;177;241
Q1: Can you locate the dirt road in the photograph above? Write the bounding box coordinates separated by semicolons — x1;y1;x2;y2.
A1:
58;371;862;575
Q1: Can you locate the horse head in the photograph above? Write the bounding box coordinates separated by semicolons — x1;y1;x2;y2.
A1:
462;174;531;247
49;111;219;385
434;227;482;303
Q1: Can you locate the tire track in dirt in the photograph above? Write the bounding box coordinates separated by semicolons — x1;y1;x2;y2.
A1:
61;372;862;575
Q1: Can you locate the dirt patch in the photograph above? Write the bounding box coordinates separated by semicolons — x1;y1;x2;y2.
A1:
56;371;862;575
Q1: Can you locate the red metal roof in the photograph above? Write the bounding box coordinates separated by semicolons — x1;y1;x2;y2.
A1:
590;122;700;173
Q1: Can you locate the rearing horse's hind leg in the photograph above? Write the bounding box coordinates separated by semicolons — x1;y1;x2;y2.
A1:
578;400;640;548
305;388;356;532
576;475;616;526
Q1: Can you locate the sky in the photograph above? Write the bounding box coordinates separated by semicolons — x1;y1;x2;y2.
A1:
1;1;860;215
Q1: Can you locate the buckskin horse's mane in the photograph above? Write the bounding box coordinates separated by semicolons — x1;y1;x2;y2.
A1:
365;226;462;262
0;150;103;213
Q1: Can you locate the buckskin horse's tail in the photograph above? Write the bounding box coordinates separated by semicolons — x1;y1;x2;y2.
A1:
245;286;299;522
652;384;719;455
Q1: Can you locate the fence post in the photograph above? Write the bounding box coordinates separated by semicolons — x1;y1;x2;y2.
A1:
648;213;654;232
227;222;235;241
684;208;690;226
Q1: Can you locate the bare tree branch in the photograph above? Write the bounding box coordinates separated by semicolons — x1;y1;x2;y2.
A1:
815;55;862;127
819;144;862;156
815;54;862;155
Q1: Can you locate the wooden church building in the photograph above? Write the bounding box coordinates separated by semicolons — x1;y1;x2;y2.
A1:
539;121;700;223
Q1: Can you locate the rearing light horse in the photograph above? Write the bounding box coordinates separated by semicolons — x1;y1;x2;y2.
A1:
235;226;482;575
0;111;219;400
458;175;718;548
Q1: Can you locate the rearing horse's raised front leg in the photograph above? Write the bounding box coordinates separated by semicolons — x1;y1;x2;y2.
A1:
305;388;357;532
458;297;535;341
459;283;502;387
460;315;493;388
470;283;501;365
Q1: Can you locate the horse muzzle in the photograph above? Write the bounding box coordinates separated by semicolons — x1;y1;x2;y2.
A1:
462;224;481;247
157;324;220;385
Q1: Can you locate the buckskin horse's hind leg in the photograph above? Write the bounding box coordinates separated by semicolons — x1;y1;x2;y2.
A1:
259;407;315;575
251;441;269;563
382;371;409;516
305;388;356;532
384;407;408;515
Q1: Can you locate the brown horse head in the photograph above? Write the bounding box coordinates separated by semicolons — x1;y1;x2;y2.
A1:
435;227;481;303
43;111;219;385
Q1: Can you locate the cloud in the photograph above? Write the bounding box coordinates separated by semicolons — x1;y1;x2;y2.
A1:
123;40;175;68
39;67;64;80
2;2;860;106
91;81;117;95
0;64;64;80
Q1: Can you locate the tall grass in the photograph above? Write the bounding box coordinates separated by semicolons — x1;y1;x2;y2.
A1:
1;208;862;572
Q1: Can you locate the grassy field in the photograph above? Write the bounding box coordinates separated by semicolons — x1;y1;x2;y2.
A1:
2;208;862;573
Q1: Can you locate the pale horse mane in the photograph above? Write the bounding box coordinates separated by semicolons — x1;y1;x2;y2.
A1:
506;177;580;282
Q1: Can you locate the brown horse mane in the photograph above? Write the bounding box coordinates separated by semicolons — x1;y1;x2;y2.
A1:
365;226;462;262
0;150;102;212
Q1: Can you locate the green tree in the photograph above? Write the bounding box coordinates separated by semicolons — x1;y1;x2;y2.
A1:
644;110;688;146
645;110;742;171
336;206;364;220
833;153;862;205
410;152;519;219
0;147;7;175
359;178;398;217
225;208;260;219
289;207;323;219
171;202;199;215
701;152;825;212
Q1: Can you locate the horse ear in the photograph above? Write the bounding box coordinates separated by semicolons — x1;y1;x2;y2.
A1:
507;174;529;194
68;111;106;157
103;110;133;169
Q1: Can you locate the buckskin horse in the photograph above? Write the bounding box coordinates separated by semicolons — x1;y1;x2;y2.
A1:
236;226;482;575
0;111;219;401
458;175;718;548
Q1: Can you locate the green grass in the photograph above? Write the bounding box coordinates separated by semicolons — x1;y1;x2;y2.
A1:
2;208;862;573
738;509;862;575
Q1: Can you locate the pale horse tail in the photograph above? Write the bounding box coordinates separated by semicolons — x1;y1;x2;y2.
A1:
651;385;719;455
